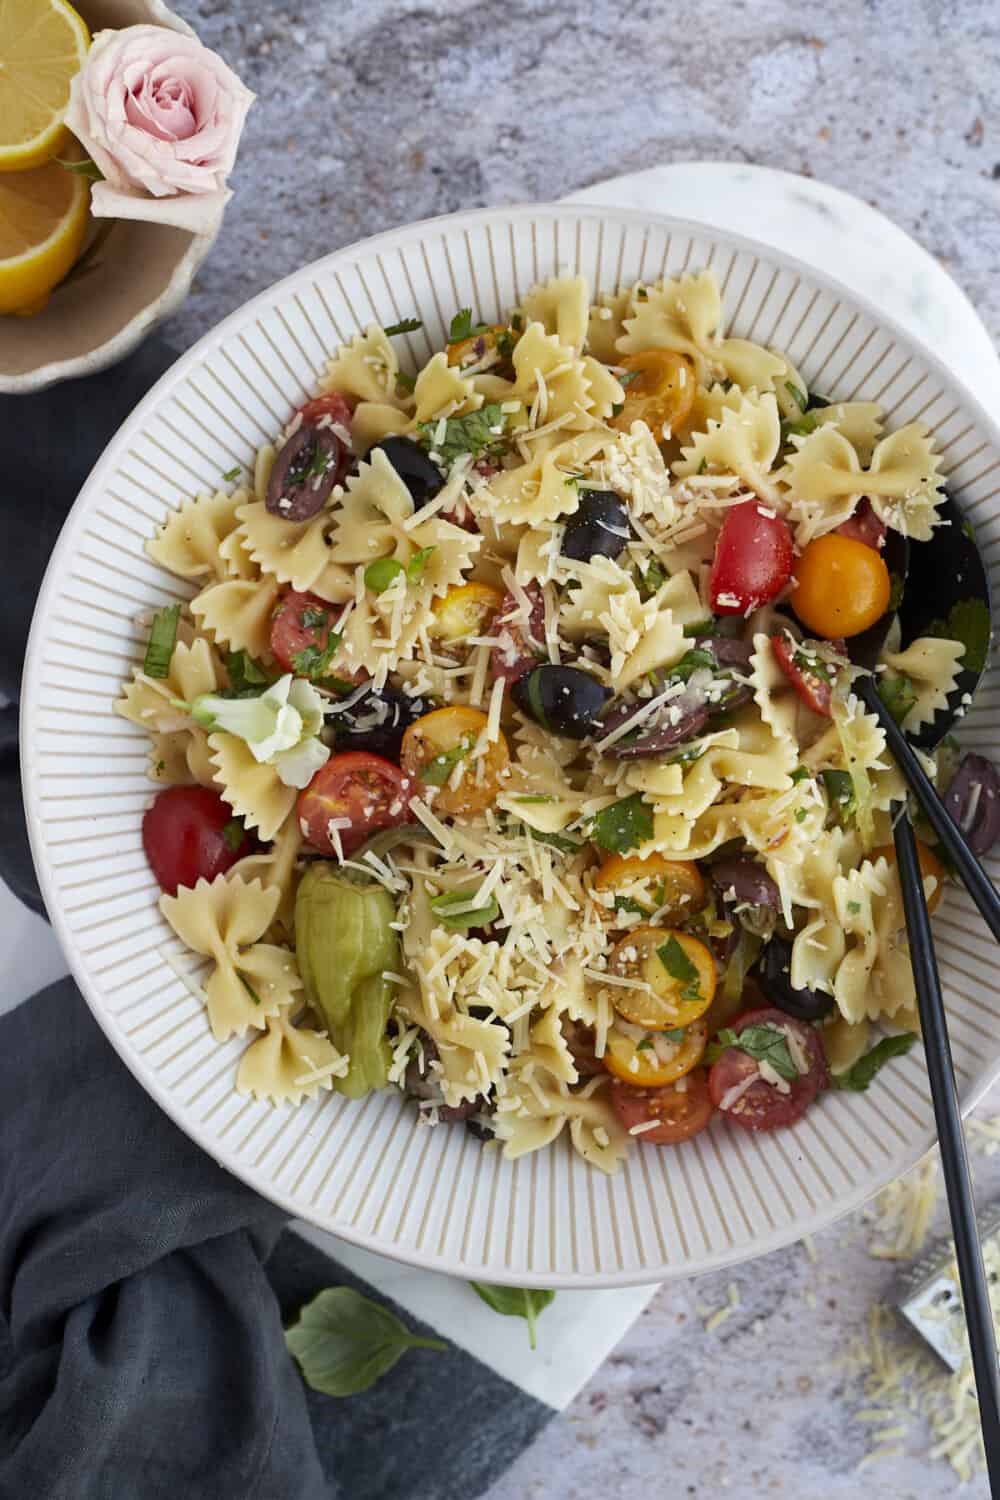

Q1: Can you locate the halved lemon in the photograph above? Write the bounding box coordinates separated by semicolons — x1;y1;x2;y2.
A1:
0;0;91;172
0;159;89;314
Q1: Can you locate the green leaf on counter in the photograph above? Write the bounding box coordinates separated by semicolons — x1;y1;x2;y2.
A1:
469;1283;556;1351
286;1287;446;1397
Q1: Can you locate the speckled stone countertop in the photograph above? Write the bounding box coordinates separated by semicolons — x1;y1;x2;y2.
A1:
165;3;1000;1494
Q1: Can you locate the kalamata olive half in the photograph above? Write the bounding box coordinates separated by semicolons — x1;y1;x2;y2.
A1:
561;489;631;563
266;424;344;520
709;859;781;912
512;664;612;739
754;936;834;1021
944;752;1000;857
325;684;433;759
404;1047;483;1123
371;436;445;506
602;689;709;759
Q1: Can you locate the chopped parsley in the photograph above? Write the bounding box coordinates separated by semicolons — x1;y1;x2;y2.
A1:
222;816;247;852
671;647;717;681
847;900;862;914
793;648;834;683
292;631;342;680
224;649;271;697
705;1023;799;1081
301;606;330;630
526;827;583;854
447;308;488;343
365;558;406;594
220;464;243;484
795;808;809;823
419;735;474;787
613;894;653;919
638;559;668;599
834;1033;917;1091
925;597;992;676
142;604;180;679
635;1037;654;1052
656;936;702;1004
416;402;508;466
430;888;501;930
878;671;917;725
383;317;422;336
587;794;653;855
495;327;518;361
683;618;714;638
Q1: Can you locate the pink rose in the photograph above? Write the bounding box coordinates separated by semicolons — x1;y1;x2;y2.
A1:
65;24;254;235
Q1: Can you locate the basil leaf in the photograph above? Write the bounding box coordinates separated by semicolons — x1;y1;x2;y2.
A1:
469;1282;556;1351
383;317;422;336
587;794;653;855
222;816;246;852
614;894;653;918
292;631;342;681
224;649;271;697
878;671;917;725
789;766;812;784
925;597;992;676
286;1287;446;1397
417;402;508;466
705;1023;799;1081
142;604;180;679
430;888;501;930
638;559;667;599
419;736;474;786
834;1032;918;1092
365;558;405;594
657;935;702;1003
448;308;488;343
670;647;717;681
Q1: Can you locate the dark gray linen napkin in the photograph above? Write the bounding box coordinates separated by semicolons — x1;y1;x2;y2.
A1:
0;344;551;1499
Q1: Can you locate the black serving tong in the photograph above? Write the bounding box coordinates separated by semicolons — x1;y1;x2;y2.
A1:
849;499;1000;1493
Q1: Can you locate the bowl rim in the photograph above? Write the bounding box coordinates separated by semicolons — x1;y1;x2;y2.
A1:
21;199;1000;1285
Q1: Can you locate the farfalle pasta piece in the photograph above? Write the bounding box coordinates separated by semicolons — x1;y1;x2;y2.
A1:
627;719;796;824
673;391;783;503
599;584;687;690
146;487;249;582
236;498;354;603
350;401;412;454
237;1012;349;1103
520;274;590;351
399;931;513;1107
525;1004;579;1085
493;1063;629;1173
319;324;403;405
880;635;965;731
147;726;216;788
832;856;916;1023
585;288;631;363
325;447;415;564
778;826;860;994
411;352;479;423
486;431;606;527
747;632;827;749
617;271;722;370
498;737;589;833
159;873;301;1040
116;637;223;733
231;812;303;936
189;576;281;662
781;422;944;540
810;401;884;462
209;731;297;841
511;323;594;427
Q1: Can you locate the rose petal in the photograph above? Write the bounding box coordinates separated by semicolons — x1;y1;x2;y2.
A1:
89;179;230;234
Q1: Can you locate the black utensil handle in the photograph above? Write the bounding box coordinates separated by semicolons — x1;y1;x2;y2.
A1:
858;676;1000;943
894;809;1000;1491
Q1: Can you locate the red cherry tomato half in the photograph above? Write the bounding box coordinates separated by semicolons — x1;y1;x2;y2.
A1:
297;751;414;857
707;1005;829;1133
609;1070;714;1145
490;581;546;684
143;785;253;896
770;634;836;717
835;497;886;552
709;500;794;616
298;391;354;429
270;590;343;677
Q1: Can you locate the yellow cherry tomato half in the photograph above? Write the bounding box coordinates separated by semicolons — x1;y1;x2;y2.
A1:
610;349;696;437
790;534;891;639
604;1017;708;1087
593;853;705;924
608;925;716;1029
431;582;504;645
870;839;947;915
447;324;512;369
400;705;509;818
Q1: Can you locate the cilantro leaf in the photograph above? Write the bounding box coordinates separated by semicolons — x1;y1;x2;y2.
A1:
834;1032;917;1091
925;597;992;676
587;794;653;855
417;403;508;466
657;935;702;1003
383;317;422;336
878;671;917;725
142;605;180;679
705;1023;799;1081
448;308;488;343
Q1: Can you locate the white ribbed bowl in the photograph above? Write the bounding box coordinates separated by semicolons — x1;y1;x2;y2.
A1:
22;204;1000;1286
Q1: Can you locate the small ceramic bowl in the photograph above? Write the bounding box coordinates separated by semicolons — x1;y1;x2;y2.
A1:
0;0;223;394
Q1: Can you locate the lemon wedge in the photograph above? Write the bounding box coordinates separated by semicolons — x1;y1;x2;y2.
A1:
0;0;91;172
0;158;89;314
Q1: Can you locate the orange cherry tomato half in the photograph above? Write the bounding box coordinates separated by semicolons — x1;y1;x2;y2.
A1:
447;324;512;369
400;705;510;818
870;839;947;914
610;349;696;436
790;533;891;639
297;751;414;857
608;925;716;1029
604;1018;708;1087
609;1070;714;1145
593;853;705;924
431;582;504;645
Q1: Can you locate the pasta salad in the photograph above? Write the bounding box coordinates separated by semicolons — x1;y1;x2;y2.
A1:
117;268;998;1172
